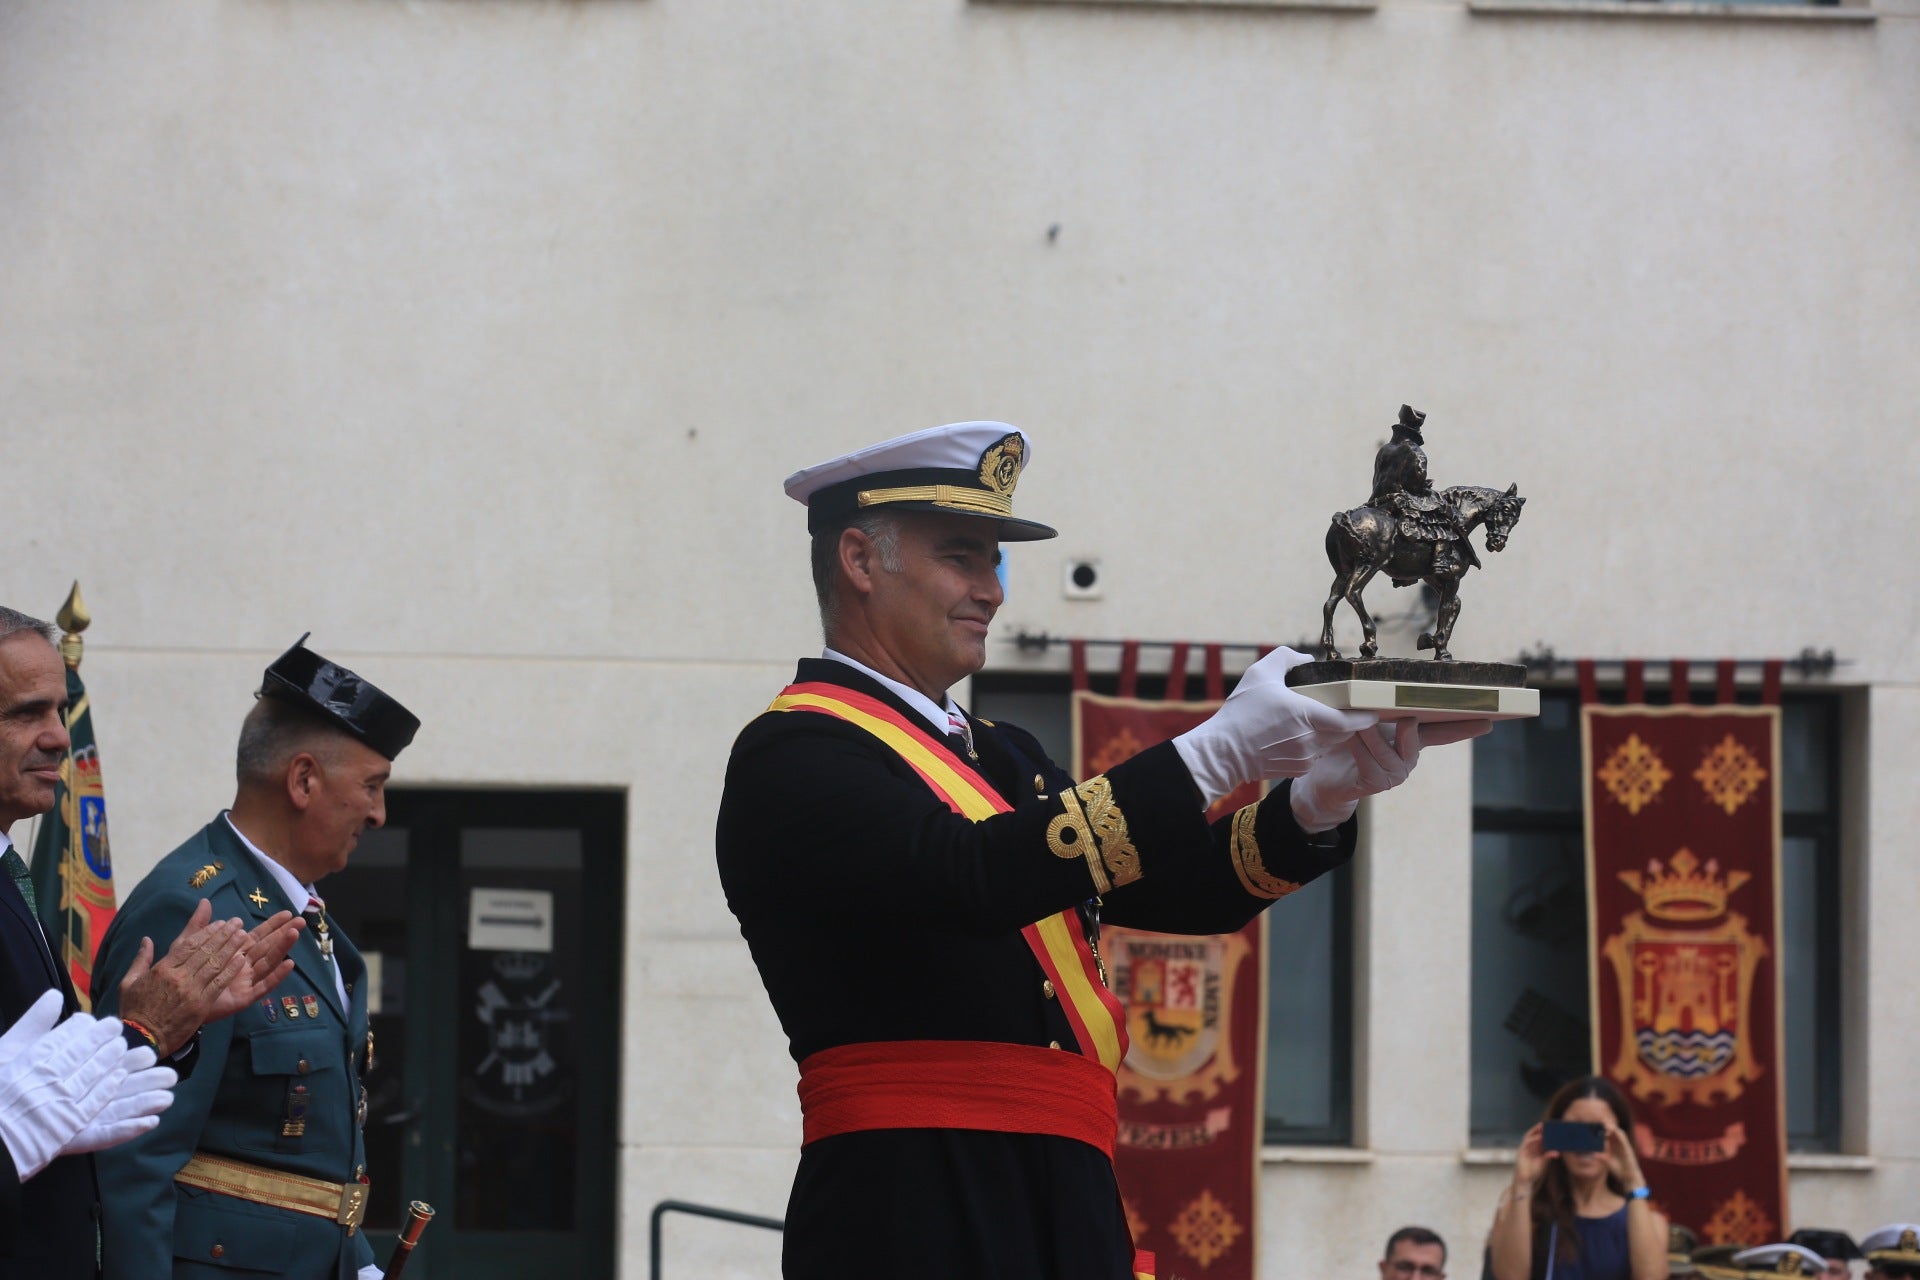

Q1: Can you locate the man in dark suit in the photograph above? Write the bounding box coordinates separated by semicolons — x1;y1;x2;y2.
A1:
0;607;303;1279
718;422;1488;1279
94;636;418;1280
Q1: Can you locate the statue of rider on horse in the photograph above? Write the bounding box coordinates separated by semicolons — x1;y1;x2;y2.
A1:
1320;405;1525;662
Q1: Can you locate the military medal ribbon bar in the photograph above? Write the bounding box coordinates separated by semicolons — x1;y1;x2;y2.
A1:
1583;660;1788;1247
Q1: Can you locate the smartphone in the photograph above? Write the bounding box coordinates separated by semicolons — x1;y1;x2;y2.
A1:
1541;1120;1606;1154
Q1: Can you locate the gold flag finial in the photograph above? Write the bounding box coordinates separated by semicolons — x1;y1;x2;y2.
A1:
55;581;89;669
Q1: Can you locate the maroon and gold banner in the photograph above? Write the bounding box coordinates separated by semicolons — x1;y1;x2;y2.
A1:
1583;683;1787;1246
1073;641;1266;1280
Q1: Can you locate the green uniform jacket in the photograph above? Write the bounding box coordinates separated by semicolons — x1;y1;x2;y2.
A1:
91;817;376;1280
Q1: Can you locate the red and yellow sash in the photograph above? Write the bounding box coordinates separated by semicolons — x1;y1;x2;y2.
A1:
768;682;1129;1072
771;682;1152;1279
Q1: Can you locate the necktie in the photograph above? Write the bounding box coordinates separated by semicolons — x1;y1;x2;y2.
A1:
304;894;333;961
2;848;38;917
946;713;976;761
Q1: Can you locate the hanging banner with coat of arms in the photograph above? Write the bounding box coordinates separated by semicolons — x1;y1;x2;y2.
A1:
1071;640;1266;1280
1582;665;1787;1247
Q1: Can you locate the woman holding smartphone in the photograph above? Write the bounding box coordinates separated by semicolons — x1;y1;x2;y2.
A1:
1487;1076;1670;1280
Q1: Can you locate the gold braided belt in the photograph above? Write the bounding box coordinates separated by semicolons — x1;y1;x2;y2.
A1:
175;1152;369;1233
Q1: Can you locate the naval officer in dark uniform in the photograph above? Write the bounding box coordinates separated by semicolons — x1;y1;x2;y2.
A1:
717;421;1489;1279
93;639;418;1280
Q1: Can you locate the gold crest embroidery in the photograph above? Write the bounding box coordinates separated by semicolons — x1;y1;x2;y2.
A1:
1228;804;1302;900
1693;734;1768;816
1168;1189;1245;1268
978;432;1026;496
1597;733;1673;816
188;861;224;889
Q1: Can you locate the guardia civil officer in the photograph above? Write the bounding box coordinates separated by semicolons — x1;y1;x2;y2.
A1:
716;421;1489;1279
0;607;301;1279
92;639;418;1280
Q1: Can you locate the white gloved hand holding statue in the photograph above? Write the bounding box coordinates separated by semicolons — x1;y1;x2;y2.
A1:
1173;646;1377;808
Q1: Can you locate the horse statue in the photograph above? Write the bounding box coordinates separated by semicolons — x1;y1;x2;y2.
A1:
1318;483;1525;662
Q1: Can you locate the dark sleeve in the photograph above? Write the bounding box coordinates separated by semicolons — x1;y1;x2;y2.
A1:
717;713;1211;934
93;885;228;1280
1098;779;1358;935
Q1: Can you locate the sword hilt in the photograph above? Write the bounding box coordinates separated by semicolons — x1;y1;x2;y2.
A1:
383;1201;436;1278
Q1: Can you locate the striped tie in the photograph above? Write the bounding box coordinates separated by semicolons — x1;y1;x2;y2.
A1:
2;848;37;917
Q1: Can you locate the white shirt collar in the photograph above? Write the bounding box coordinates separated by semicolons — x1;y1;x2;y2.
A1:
821;649;965;737
0;832;11;859
222;813;316;913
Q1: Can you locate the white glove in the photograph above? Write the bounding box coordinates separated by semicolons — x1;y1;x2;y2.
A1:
1289;718;1493;831
0;991;139;1181
1173;647;1378;807
56;1049;176;1157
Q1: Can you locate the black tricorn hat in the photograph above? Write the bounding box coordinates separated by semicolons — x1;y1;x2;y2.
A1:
260;634;420;761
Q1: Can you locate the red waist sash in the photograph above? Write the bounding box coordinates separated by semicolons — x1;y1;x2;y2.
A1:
798;1039;1119;1159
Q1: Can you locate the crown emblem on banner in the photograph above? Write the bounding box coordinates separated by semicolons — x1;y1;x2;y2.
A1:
1618;848;1749;922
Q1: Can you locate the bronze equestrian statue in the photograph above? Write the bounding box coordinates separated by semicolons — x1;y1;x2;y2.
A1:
1319;406;1525;662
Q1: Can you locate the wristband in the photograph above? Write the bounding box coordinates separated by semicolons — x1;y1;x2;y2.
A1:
1627;1184;1651;1201
121;1018;160;1051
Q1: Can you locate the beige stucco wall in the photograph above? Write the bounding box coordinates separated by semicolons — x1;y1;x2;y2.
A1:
3;0;1915;1274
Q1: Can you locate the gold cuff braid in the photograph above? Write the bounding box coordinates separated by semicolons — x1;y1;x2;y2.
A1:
1229;803;1303;900
1048;787;1111;895
1072;777;1141;888
1045;775;1142;892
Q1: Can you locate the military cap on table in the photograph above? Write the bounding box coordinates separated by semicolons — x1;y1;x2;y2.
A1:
1730;1243;1834;1277
1789;1229;1863;1265
261;633;420;760
784;420;1059;541
1864;1226;1920;1273
1693;1244;1746;1279
1669;1225;1701;1276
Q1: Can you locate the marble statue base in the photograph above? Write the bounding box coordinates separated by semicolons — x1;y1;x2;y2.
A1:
1285;658;1539;723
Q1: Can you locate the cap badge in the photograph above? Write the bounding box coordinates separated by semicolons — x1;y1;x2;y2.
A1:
1903;1230;1919;1252
979;432;1026;496
1778;1257;1807;1275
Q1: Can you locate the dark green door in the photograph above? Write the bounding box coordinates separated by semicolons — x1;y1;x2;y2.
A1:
325;790;624;1279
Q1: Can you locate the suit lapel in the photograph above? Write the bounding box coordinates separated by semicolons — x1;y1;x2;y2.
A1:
0;860;68;1000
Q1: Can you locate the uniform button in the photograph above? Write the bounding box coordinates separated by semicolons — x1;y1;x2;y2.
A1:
296;1058;310;1075
211;1244;226;1259
1048;1040;1062;1050
1042;980;1056;999
1033;774;1046;794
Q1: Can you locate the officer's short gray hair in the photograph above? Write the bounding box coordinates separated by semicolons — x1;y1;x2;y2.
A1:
235;695;354;789
0;608;58;647
812;510;903;640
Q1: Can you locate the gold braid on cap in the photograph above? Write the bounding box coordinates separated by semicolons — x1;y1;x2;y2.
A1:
1229;804;1303;900
1045;776;1140;892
